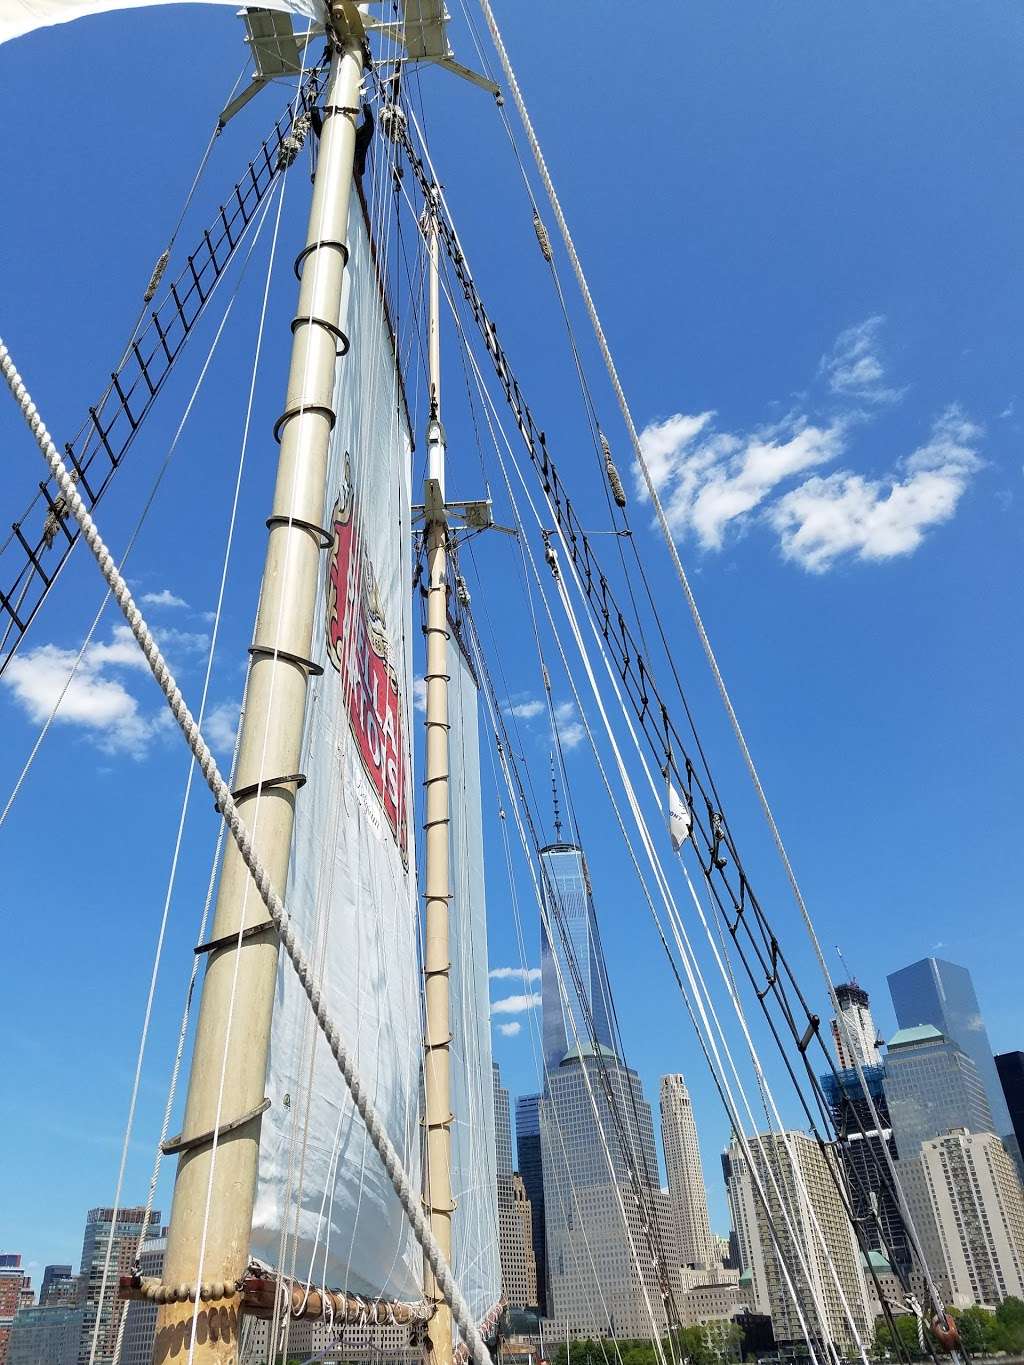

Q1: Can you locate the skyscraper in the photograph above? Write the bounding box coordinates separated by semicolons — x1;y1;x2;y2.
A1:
76;1208;160;1365
539;843;615;1071
882;1025;993;1157
822;1065;911;1273
659;1075;717;1271
830;982;882;1071
996;1053;1024;1168
898;1130;1024;1308
541;1052;668;1337
39;1270;75;1310
493;1064;535;1308
119;1236;165;1365
724;1133;872;1356
0;1256;28;1365
888;957;1013;1151
515;1093;547;1315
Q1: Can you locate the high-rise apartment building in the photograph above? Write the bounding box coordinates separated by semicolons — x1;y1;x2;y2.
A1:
39;1269;76;1309
0;1256;28;1365
996;1053;1024;1169
539;843;615;1071
898;1130;1024;1308
830;982;882;1071
119;1236;165;1365
822;1065;911;1273
659;1075;717;1271
7;1307;83;1365
724;1132;872;1356
888;957;1014;1155
515;1093;547;1315
883;1025;993;1157
77;1208;161;1365
541;1052;668;1338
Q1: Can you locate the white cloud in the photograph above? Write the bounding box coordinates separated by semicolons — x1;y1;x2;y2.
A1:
497;1021;522;1037
819;316;902;403
413;677;427;713
2;624;167;758
507;698;545;720
489;966;541;983
552;700;584;751
490;992;542;1016
141;588;188;609
638;411;846;551
204;700;240;754
770;407;981;572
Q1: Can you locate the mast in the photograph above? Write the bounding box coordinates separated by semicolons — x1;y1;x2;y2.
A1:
422;192;455;1365
152;19;365;1365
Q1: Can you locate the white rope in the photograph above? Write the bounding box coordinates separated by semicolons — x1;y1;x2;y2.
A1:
476;6;951;1331
0;341;493;1365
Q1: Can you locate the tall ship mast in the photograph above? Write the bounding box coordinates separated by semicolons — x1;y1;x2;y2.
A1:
0;7;998;1365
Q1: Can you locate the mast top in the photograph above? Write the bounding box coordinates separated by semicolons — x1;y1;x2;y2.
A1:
550;754;563;843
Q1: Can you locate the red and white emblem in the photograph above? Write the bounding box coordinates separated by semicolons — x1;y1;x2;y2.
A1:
325;458;409;862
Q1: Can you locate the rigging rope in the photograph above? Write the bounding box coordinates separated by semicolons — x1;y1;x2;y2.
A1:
0;339;494;1365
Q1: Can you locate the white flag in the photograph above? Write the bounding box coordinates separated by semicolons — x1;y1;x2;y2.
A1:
668;779;692;851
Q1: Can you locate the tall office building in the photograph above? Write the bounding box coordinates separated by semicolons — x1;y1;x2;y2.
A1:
659;1075;717;1271
898;1130;1024;1308
883;1025;993;1157
77;1208;161;1365
493;1064;535;1308
0;1256;28;1365
7;1307;83;1365
541;1052;668;1337
996;1053;1024;1168
539;843;615;1072
724;1133;872;1356
39;1269;76;1309
119;1236;165;1365
822;1065;911;1273
515;1093;547;1315
888;957;1014;1154
830;982;882;1071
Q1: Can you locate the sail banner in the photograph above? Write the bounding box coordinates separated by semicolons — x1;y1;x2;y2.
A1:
446;622;502;1327
251;202;422;1303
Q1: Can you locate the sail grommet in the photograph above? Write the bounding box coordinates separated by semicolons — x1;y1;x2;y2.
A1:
293;238;349;281
247;644;325;677
265;515;334;550
290;312;350;358
272;401;336;444
161;1096;271;1157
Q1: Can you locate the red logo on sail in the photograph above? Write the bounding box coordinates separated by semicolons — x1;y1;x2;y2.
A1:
325;459;409;862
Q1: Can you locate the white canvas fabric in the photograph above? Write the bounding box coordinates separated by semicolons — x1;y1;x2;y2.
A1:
0;0;321;46
447;625;501;1326
250;204;423;1302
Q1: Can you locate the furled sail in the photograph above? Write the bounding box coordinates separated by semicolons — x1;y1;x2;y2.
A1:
0;0;319;47
446;620;502;1326
250;201;422;1303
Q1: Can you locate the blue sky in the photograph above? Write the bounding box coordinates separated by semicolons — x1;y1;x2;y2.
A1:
0;0;1021;1281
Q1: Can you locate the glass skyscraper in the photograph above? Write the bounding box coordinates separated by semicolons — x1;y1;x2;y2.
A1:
882;1024;993;1157
539;842;615;1071
887;956;1013;1145
515;1093;547;1315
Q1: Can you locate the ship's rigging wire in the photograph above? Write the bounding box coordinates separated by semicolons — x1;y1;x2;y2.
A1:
469;5;957;1338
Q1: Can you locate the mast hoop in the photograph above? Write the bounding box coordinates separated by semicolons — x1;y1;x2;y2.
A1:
272;401;336;444
289;312;350;358
160;1096;271;1157
194;921;277;956
221;771;308;807
293;238;349;280
247;643;325;675
265;514;334;549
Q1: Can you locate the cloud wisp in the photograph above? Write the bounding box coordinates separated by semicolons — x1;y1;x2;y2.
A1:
490;966;541;983
497;1021;522;1037
818;315;903;404
141;588;188;609
490;992;542;1016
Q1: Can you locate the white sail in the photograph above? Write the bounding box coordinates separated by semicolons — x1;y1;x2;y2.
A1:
250;202;423;1303
0;0;319;47
446;621;502;1326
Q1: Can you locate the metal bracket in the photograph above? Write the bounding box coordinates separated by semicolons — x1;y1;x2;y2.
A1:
194;921;277;956
161;1097;271;1156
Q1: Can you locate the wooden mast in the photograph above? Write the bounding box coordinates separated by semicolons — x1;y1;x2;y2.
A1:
151;16;365;1365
